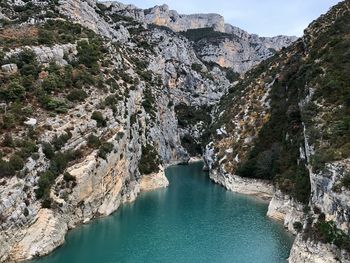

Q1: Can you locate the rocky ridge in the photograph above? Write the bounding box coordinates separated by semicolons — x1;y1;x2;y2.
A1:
101;1;297;73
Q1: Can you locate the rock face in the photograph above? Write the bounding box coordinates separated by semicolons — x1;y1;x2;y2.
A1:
267;190;305;234
105;2;226;32
140;167;169;192
58;0;130;42
289;236;350;263
1;64;18;74
9;209;68;261
205;1;350;263
7;44;76;66
102;1;297;73
209;168;273;201
193;30;296;73
0;0;230;261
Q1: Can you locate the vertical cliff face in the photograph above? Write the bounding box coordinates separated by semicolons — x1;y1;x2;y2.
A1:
205;1;350;262
0;0;233;261
101;1;297;74
103;2;226;33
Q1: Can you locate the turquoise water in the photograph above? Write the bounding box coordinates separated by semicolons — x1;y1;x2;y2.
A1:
30;162;293;263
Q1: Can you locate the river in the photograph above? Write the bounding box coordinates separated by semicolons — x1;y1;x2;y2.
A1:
30;162;293;263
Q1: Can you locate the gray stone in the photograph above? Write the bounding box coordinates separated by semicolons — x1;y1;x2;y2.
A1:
1;64;18;74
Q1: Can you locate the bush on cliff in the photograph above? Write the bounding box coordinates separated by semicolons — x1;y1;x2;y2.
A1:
138;143;160;175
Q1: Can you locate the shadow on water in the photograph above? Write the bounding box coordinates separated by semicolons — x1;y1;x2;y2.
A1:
30;162;294;263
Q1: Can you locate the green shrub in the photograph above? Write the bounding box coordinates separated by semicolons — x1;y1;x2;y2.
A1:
6;50;39;77
98;142;114;159
9;154;24;171
226;69;240;83
307;220;350;252
142;86;156;120
117;132;124;140
38;92;68;113
42;74;64;92
17;139;38;159
38;29;55;45
42;142;55;159
181;134;202;156
119;72;134;84
2;134;14;147
180;27;230;42
293;222;303;233
66;89;88;102
138;143;160;175
191;63;202;73
0;159;15;177
36;170;55;199
63;172;76;182
73;68;95;87
341;173;350;190
36;148;81;200
41;197;53;208
52;132;72;151
87;134;101;148
1;113;16;129
0;81;26;102
175;104;211;128
91;111;107;127
77;40;102;69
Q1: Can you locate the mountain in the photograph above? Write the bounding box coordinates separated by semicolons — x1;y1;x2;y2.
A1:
0;0;348;262
0;0;244;260
205;1;350;261
100;1;297;73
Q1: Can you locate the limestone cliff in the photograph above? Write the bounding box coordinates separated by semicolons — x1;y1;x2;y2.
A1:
0;0;348;262
101;1;297;73
0;0;229;261
205;1;350;262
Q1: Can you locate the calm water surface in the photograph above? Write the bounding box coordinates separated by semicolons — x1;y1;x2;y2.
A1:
31;162;293;263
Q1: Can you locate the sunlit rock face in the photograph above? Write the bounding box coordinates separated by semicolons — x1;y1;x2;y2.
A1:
103;1;297;73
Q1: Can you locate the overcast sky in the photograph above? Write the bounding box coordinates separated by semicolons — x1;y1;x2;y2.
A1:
116;0;341;37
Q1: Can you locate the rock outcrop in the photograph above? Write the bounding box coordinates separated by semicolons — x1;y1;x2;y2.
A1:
140;167;169;192
102;1;297;73
104;2;226;32
289;236;350;263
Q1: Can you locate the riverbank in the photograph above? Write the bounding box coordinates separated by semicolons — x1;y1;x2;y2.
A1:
209;170;273;202
29;162;293;263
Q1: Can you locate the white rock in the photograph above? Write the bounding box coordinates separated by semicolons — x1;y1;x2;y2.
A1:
1;64;18;74
24;118;37;126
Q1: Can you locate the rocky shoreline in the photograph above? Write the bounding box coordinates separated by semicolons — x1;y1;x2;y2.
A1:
3;168;169;263
207;168;350;263
209;170;273;201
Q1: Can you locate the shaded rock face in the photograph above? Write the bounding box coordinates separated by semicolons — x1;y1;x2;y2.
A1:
102;1;297;73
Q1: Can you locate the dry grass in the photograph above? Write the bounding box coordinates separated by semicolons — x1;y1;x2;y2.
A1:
0;26;38;39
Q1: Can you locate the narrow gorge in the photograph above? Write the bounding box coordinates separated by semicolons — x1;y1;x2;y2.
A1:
0;0;349;262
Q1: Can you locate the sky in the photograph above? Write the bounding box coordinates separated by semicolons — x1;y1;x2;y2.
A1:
115;0;342;37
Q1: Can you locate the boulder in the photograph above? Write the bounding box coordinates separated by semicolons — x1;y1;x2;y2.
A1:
1;64;18;74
